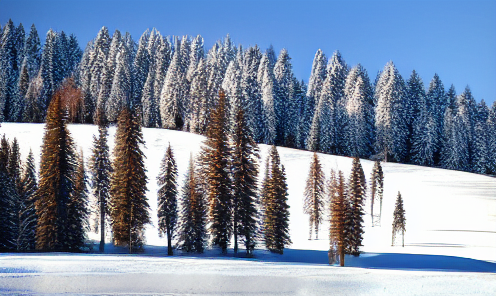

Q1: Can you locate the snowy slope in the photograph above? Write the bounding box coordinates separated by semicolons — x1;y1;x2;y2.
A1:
1;122;495;265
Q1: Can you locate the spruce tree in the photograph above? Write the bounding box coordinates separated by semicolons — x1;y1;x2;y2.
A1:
263;146;291;254
345;157;366;256
329;169;346;266
231;108;259;255
200;89;232;253
177;154;207;253
110;107;150;252
0;135;18;251
304;152;325;240
89;112;111;252
17;150;38;251
392;191;406;247
370;160;384;226
67;151;89;251
157;143;178;255
35;91;78;251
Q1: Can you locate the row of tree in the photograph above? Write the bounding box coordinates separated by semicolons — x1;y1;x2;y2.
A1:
1;21;495;174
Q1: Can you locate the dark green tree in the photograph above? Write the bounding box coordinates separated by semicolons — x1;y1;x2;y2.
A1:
0;135;18;250
345;157;366;256
110;107;150;252
157;143;178;256
17;150;38;251
304;152;325;240
392;191;406;247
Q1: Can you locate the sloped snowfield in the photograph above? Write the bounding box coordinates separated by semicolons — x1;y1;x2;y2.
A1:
1;123;495;295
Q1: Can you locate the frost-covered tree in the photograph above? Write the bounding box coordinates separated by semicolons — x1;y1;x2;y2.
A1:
259;54;276;144
392;192;406;247
67;150;89;251
131;30;151;111
24;24;41;79
426;74;446;164
273;49;294;145
188;58;208;133
241;46;263;142
299;49;327;149
222;47;243;129
17;150;38;251
374;62;408;162
0;20;21;122
405;70;425;159
0;135;19;251
88;27;111;119
487;102;496;174
411;104;437;166
345;157;366;256
157;143;178;255
304;153;325;240
106;44;133;122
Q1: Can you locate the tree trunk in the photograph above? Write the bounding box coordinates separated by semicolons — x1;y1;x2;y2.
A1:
233;219;238;254
339;244;345;267
167;225;173;255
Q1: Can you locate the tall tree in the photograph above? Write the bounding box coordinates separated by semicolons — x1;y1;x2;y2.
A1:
392;191;406;247
405;70;425;160
200;89;232;253
89;113;112;252
67;151;89;251
0;134;18;251
157;143;178;256
328;169;346;266
18;150;38;251
35;91;78;251
345;157;366;256
231;108;259;255
304;152;325;240
263;146;291;254
273;48;294;145
426;74;446;164
110;108;150;252
370;160;384;226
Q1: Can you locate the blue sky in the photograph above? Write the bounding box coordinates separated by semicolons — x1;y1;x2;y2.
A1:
1;0;495;105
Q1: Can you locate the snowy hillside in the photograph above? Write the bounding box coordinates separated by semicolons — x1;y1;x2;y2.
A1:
1;122;495;265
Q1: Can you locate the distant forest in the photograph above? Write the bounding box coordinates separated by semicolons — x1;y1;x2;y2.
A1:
1;19;495;175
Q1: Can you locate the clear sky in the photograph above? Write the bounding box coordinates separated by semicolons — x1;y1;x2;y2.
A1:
1;0;495;105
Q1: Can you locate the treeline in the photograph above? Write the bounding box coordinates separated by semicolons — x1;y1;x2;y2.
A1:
1;19;495;175
0;89;293;255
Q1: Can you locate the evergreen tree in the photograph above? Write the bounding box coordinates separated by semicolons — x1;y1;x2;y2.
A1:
328;169;346;266
304;152;325;240
110;108;150;252
273;49;294;145
131;30;151;111
425;74;446;164
35;91;78;251
24;24;42;79
263;146;291;254
67;151;89;251
231;108;259;255
345;157;366;256
487;102;496;174
106;44;132;122
222;47;243;130
188;58;209;133
89;113;111;252
411;104;437;166
392;191;406;247
259;55;277;144
157;143;178;255
177;154;207;253
405;70;426;160
241;46;263;142
0;20;21;122
370;160;384;226
0;134;18;250
200;89;232;253
18;150;38;251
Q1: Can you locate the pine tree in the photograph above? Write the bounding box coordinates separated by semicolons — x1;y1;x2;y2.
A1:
392;191;406;247
273;49;294;145
24;24;42;79
89;112;111;252
0;20;21;122
157;143;178;255
241;46;263;142
67;151;89;251
35;91;78;251
0;134;18;251
263;146;291;254
177;154;207;253
345;157;366;256
110;108;150;252
405;70;426;160
18;150;38;251
188;58;209;133
106;44;132;122
304;152;325;240
259;55;277;144
426;74;446;165
329;169;346;266
231;108;259;255
370;160;384;226
411;104;437;166
200;89;232;253
487;102;496;174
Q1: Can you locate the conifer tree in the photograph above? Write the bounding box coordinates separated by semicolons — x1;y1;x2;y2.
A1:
345;157;366;256
177;155;207;253
392;191;406;247
35;91;78;251
405;70;426;159
304;152;325;240
18;150;38;251
241;46;263;142
89;112;111;252
67;151;89;251
231;108;259;255
0;135;18;250
329;169;346;266
263;146;291;254
200;89;232;253
157;143;178;255
110;108;150;252
370;160;384;226
273;49;294;146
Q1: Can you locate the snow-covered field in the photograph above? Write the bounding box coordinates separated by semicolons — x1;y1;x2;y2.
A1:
1;122;495;295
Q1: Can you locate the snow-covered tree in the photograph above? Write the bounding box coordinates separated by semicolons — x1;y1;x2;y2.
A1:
259;54;276;144
304;152;325;240
241;46;263;142
426;74;446;164
17;150;38;251
106;44;133;122
273;49;294;145
405;70;425;158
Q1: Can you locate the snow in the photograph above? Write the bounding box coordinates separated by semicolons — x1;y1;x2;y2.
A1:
1;122;495;295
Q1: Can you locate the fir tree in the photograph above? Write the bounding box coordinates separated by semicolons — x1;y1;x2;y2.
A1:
18;150;38;251
0;135;18;251
345;157;366;256
200;89;232;253
157;143;178;255
392;192;406;247
370;160;384;226
231;108;259;255
426;74;446;164
67;151;89;251
241;46;263;142
110;108;150;252
405;70;425;159
177;154;207;253
263;146;291;254
89;112;112;252
304;152;325;240
273;49;294;146
328;169;346;266
35;91;78;251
